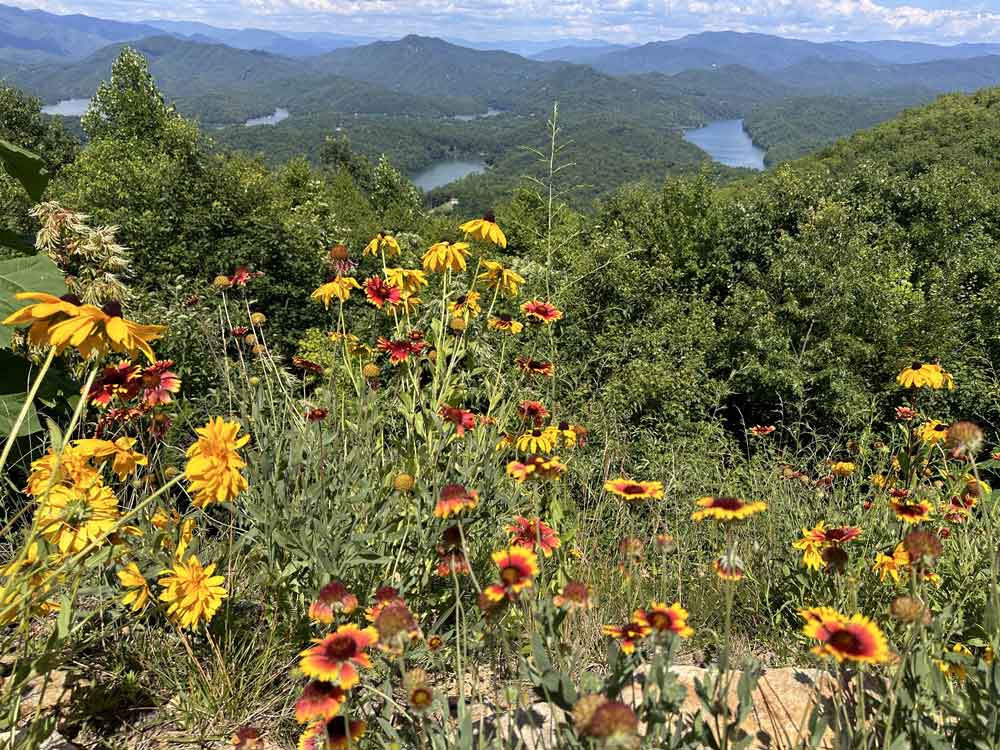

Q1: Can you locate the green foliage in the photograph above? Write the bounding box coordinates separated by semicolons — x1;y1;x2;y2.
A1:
82;46;176;141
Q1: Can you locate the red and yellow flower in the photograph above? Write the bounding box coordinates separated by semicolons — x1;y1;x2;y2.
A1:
793;522;862;571
604;478;663;502
800;607;889;664
87;361;141;407
433;484;479;518
641;602;694;638
299;624;379;689
515;357;554;377
505;516;561;557
691;496;767;522
140;360;181;406
602;613;652;654
889;497;933;524
295;682;346;724
439;405;476;437
364;276;402;309
521;299;563;325
483;546;539;602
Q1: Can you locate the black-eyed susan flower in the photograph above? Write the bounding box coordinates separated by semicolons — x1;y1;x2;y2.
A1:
433;484;479;518
364;232;401;258
478;259;524;297
158;554;228;630
364;276;402;309
117;562;151;612
87;361;141;407
45;300;165;362
516;427;559;454
73;437;147;480
384;267;428;295
184;417;249;509
936;643;973;681
140;360;181;406
449;290;482;320
37;481;119;553
873;544;909;583
889;497;933;524
488;313;523;334
605;478;664;502
484;545;538;602
422;241;470;273
2;292;82;348
800;607;889;664
897;362;954;390
553;580;592;610
602;613;651;654
642;602;694;638
439;405;476;437
299;624;378;688
505;516;560;557
691;496;766;522
311;276;361;308
460;213;507;248
295;681;346;724
521;299;563;325
917;420;949;445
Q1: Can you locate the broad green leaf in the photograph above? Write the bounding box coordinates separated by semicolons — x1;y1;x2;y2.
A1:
0;228;35;255
0;254;65;347
0;349;78;438
0;138;50;202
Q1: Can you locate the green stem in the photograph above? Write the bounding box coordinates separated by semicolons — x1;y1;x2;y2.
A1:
0;346;57;474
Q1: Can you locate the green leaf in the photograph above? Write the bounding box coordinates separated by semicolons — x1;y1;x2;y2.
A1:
0;254;65;348
0;228;35;255
0;138;50;202
0;350;78;438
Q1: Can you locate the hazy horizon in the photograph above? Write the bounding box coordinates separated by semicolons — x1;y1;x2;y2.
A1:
8;0;1000;46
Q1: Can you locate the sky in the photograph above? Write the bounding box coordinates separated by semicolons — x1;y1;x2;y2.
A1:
12;0;1000;43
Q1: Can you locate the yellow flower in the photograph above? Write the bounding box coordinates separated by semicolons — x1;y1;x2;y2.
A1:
44;300;165;362
311;276;361;308
158;555;228;629
395;293;422;315
873;544;910;583
175;518;195;560
691;496;767;522
384;268;428;295
364;232;401;257
25;445;99;496
896;362;954;390
2;292;82;348
516;427;559;454
118;562;151;612
918;420;949;444
793;536;825;571
73;437;147;480
488;314;523;334
830;461;856;477
449;290;481;320
477;260;524;297
185;417;250;508
460;214;507;248
422;242;470;273
936;643;973;681
37;480;120;554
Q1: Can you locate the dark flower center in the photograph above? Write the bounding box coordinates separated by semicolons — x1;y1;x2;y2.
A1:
484;211;496;223
411;687;432;707
323;634;359;661
712;497;744;511
828;628;863;655
648;611;672;630
101;300;123;318
60;293;83;305
500;566;522;585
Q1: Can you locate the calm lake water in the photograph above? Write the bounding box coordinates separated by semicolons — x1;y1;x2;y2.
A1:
410;160;486;191
683;119;766;170
42;98;90;116
245;108;290;127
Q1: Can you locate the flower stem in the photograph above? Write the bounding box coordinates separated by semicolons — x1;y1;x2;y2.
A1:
0;346;57;475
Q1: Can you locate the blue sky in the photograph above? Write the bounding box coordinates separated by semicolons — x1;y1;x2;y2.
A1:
14;0;1000;43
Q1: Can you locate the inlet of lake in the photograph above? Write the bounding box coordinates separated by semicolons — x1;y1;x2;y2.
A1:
41;98;90;116
683;119;766;170
410;160;486;191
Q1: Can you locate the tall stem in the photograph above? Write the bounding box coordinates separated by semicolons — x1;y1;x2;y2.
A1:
0;346;57;474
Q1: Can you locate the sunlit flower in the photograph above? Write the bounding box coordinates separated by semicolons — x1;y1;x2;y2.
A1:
750;425;776;436
2;292;83;348
516;427;559;454
309;581;359;624
299;624;378;688
484;545;538;602
521;300;563;325
889;497;933;524
506;516;560;557
26;445;99;496
488;314;524;334
800;607;889;664
794;522;861;571
602;613;651;654
158;554;228;629
140;360;181;406
434;484;479;518
553;580;592;609
478;259;524;297
604;478;663;502
641;602;694;638
873;544;910;583
422;241;470;273
936;643;973;681
918;420;949;445
87;361;141;407
311;276;361;308
228;266;262;287
364;232;401;258
692;496;767;522
117;562;151;612
184;417;249;508
443;291;481;322
73;437;147;480
364;276;402;309
45;300;165;362
897;362;954;390
377;337;424;365
830;461;856;477
295;682;346;724
439;405;476;437
460;213;507;248
384;267;428;295
37;481;119;553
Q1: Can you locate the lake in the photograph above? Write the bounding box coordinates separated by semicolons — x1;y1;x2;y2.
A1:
410;160;486;191
245;108;290;127
683;119;766;171
42;98;90;117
